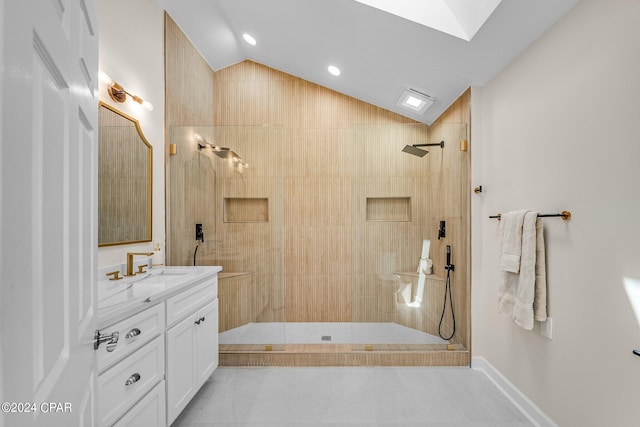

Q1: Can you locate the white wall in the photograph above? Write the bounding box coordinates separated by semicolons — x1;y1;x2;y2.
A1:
472;0;640;425
97;0;165;268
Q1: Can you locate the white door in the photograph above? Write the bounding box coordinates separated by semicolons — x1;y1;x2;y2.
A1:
0;0;99;426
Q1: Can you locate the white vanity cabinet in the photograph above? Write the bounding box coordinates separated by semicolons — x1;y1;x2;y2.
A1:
166;282;219;425
96;266;220;427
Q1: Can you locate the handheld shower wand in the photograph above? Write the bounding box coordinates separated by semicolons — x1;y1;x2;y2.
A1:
439;245;456;341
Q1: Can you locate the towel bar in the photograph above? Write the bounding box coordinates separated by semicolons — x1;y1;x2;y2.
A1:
489;211;571;221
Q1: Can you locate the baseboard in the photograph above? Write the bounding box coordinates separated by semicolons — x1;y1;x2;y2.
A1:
471;356;558;427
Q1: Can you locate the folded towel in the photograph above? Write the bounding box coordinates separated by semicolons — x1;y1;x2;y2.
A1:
533;218;547;321
499;210;528;273
497;211;540;330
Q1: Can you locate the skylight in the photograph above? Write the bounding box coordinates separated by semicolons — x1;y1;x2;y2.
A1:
353;0;502;41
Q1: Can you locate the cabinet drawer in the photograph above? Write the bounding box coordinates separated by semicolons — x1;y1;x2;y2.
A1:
166;279;216;326
98;335;165;427
97;303;165;373
112;380;166;427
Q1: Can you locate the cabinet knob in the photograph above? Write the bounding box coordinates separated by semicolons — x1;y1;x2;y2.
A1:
125;373;141;386
125;328;141;339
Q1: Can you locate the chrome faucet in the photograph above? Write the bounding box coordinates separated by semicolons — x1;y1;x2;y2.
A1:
125;252;154;277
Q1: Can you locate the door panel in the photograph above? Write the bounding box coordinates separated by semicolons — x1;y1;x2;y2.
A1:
166;315;196;425
1;0;98;426
196;299;219;384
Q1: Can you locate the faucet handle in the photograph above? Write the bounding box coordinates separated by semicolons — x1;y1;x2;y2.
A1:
106;270;122;280
137;264;148;274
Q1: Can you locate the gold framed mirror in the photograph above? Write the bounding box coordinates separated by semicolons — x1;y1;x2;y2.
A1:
98;102;152;246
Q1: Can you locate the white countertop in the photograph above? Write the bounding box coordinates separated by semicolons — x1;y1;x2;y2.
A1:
98;266;222;327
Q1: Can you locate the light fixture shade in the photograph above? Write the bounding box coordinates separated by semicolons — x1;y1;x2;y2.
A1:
99;70;153;111
396;88;435;115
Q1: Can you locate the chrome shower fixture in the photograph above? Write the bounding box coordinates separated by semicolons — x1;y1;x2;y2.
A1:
401;140;444;157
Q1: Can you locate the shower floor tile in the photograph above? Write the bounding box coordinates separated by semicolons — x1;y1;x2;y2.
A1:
219;322;448;345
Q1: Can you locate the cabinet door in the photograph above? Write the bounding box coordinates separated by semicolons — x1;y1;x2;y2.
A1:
196;299;219;386
166;314;196;425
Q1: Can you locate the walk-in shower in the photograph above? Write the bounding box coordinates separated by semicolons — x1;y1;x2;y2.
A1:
168;122;469;365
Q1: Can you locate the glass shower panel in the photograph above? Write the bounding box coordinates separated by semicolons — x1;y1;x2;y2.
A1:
350;122;468;351
169;125;286;350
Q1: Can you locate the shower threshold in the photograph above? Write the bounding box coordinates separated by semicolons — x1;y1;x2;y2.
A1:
218;323;468;366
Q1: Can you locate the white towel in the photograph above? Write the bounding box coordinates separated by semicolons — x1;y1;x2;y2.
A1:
499;210;528;273
497;211;546;330
533;218;547;322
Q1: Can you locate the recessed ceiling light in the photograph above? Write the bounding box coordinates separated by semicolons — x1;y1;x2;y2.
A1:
242;33;257;46
328;65;341;76
396;88;435;115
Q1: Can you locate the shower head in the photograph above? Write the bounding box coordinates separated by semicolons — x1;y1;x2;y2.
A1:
402;145;429;157
401;141;444;157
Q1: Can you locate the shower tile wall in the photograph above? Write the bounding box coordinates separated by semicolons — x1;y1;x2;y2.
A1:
165;11;471;350
214;60;431;325
165;13;216;267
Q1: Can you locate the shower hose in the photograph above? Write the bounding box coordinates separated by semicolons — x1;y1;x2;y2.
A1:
438;255;456;341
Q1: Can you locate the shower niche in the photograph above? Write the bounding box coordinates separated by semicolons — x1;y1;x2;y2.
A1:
224;198;269;223
366;197;412;222
168;119;469;366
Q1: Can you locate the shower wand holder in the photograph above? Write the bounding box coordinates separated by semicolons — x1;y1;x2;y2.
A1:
445;244;454;271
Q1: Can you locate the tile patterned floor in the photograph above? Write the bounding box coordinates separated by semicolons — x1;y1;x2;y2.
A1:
171;367;533;426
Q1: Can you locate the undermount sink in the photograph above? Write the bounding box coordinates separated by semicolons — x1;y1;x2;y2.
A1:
98;267;198;309
134;269;187;284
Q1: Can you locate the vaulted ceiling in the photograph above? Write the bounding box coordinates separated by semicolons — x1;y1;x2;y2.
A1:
158;0;577;124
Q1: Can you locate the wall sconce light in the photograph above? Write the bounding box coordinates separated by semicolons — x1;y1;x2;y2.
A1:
99;71;154;111
194;134;248;168
194;134;226;152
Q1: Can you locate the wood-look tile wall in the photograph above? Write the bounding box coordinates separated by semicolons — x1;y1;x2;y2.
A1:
164;13;217;267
